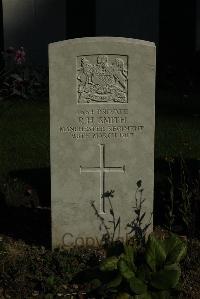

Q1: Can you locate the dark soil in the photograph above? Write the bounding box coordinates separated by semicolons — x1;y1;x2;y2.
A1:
0;230;199;298
179;239;200;299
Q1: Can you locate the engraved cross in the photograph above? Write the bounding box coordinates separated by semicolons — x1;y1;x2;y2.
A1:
80;144;125;214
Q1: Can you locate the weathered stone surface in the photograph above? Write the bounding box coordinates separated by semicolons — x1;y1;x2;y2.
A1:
49;37;156;248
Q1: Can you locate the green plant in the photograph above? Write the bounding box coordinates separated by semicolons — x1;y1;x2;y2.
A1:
88;233;187;298
178;157;193;233
91;190;121;247
163;161;176;231
161;157;196;235
0;47;48;100
91;182;152;250
126;181;152;247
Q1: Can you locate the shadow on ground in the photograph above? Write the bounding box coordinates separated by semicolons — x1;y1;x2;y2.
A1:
0;162;200;247
9;167;51;207
0;206;51;247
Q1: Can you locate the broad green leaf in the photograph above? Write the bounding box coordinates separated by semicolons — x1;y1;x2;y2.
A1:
134;293;152;299
145;235;166;272
105;274;122;289
118;258;135;281
100;256;118;271
164;263;181;272
89;278;102;290
150;268;181;290
163;234;187;264
129;276;147;295
46;276;55;287
151;290;171;299
136;264;151;282
124;245;137;272
116;292;131;299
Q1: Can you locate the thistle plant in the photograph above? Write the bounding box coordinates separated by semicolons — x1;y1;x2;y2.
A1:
126;180;152;247
91;190;121;247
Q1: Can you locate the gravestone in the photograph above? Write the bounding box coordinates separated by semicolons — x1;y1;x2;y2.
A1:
49;37;156;248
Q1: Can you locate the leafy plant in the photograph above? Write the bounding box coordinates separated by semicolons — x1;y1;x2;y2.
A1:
0;47;48;100
126;180;152;247
88;233;187;298
91;190;121;247
91;182;152;251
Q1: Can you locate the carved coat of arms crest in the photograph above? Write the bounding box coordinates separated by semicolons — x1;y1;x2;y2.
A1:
77;55;128;103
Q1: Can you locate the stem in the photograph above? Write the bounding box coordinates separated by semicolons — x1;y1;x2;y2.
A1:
90;201;110;242
108;196;116;242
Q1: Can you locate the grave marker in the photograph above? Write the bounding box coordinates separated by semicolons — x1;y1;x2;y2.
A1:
49;37;156;248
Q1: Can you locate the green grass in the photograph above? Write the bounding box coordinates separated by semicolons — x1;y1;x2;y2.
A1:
0;99;50;180
155;114;200;159
0;99;200;181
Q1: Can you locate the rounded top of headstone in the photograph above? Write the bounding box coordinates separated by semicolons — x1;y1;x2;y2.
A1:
49;36;155;49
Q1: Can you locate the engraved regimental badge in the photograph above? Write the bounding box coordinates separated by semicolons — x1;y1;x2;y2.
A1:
77;55;128;104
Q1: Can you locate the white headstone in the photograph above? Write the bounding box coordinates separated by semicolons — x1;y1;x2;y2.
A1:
49;37;156;248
